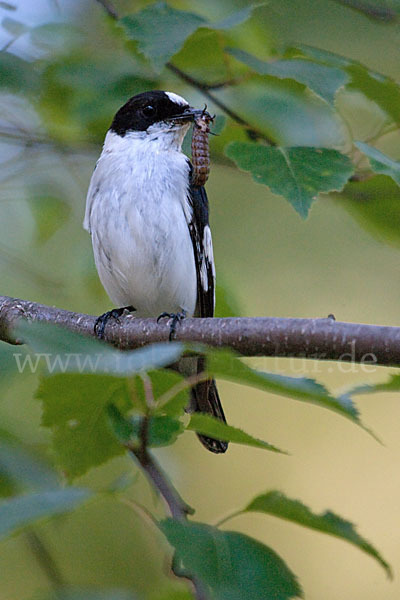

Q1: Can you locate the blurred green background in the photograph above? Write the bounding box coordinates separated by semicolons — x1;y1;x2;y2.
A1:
1;0;400;598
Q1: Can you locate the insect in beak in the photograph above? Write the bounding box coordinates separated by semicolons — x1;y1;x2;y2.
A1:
166;105;214;125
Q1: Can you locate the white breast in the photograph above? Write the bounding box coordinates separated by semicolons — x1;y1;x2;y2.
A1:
84;128;197;317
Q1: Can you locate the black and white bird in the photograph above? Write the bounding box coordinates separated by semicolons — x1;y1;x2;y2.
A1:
84;90;228;453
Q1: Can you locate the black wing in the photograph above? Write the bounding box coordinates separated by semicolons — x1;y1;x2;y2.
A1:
186;162;228;454
187;162;215;318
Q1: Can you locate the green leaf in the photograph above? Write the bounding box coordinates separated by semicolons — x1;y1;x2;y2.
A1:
347;64;400;125
290;44;354;69
140;590;192;600
0;51;38;93
341;372;400;399
106;404;135;443
0;437;59;497
225;142;354;218
38;50;158;143
337;175;400;246
211;5;257;30
294;45;400;125
187;413;285;453
150;369;190;417
120;3;205;71
243;491;391;576
108;405;184;447
355;142;400;185
0;461;15;497
29;23;83;52
0;340;26;382
160;519;302;599
227;48;348;104
17;320;183;376
0;488;91;540
205;348;365;428
131;415;184;447
37;374;132;479
120;2;256;71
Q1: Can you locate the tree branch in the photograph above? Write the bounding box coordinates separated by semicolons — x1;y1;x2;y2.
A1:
165;63;274;144
2;295;400;367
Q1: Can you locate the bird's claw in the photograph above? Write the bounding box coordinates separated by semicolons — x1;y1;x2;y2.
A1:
157;310;187;341
94;305;135;339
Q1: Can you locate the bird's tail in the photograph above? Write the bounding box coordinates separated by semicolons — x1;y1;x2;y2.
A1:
190;378;228;454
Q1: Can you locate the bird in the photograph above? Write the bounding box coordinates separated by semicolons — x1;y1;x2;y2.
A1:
84;90;228;453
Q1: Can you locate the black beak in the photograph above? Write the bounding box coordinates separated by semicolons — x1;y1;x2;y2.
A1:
167;106;213;123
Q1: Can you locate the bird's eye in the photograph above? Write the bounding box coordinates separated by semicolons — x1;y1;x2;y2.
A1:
142;104;156;117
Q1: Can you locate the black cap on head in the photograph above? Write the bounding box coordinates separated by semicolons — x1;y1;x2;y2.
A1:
110;90;193;136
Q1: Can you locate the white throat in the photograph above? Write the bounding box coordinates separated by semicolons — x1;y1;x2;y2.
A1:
103;121;191;155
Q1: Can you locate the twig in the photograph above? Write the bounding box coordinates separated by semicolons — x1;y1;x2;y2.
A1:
127;441;192;520
127;442;207;598
166;63;274;144
94;0;119;19
0;126;98;156
25;529;65;590
331;0;398;21
126;378;207;599
2;295;400;367
0;126;55;147
200;76;248;90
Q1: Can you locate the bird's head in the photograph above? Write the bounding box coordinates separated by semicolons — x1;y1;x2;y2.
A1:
110;90;208;144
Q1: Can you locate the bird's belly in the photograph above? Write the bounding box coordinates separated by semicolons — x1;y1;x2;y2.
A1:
91;196;197;317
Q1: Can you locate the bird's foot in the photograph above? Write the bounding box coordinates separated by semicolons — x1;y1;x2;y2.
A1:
94;305;135;339
157;310;187;341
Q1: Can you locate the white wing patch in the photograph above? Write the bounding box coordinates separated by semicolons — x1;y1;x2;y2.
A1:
165;91;189;106
203;225;215;277
200;260;208;292
200;225;215;293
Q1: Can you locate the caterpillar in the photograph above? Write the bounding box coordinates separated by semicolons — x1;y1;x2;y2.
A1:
191;108;214;187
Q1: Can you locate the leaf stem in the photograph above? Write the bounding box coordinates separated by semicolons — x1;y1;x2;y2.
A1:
118;496;159;530
157;371;208;410
127;442;193;520
214;509;242;528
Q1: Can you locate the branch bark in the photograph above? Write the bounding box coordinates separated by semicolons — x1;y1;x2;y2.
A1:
2;295;400;367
